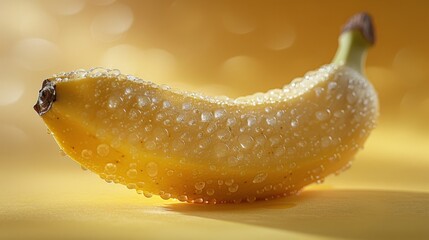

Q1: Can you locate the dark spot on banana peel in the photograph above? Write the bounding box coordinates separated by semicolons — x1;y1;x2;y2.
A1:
34;79;56;116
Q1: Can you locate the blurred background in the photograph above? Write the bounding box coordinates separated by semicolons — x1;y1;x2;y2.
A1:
0;0;428;239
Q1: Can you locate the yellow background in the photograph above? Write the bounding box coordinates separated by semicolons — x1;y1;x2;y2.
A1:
0;0;428;239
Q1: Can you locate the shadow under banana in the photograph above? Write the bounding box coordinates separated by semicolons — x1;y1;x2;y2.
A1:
165;189;429;240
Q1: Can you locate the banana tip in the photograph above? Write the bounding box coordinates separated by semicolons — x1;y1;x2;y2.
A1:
342;12;375;45
34;79;56;116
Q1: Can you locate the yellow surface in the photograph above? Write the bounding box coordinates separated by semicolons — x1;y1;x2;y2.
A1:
1;123;428;240
1;0;429;239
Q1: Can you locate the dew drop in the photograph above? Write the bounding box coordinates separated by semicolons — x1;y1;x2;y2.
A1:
206;122;217;134
194;198;204;204
195;181;206;190
171;139;185;152
143;192;153;198
146;162;158;177
298;140;306;148
182;102;192;110
166;170;174;176
274;147;285;157
96;144;110;157
347;92;357;104
124;88;132;96
201;112;213;122
163;119;171;126
252;172;268;183
160;192;171;200
227;156;239;166
144;141;157;150
88;67;107;78
225;179;234;186
162;101;171;109
316;179;325;184
137;96;150;108
247;116;256;127
81;149;93;159
153;127;168;141
216;129;231;141
199;138;210;149
315;109;330;121
108;96;119;109
334;110;345;118
328;82;337;91
290;120;298;128
238;134;254;149
214;143;229;158
59;149;66;157
314;87;324;97
265;116;277;126
321;136;332;148
269;135;281;147
214;109;226;119
206;188;215;196
226;117;237;127
176;114;185;123
228;184;239;193
104;163;117;174
246;196;257;203
127;169;138;179
178;195;188;202
276;110;285;117
107;68;121;78
188;119;197;126
255;135;267;147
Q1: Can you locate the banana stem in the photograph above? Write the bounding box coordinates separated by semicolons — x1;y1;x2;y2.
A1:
332;13;375;73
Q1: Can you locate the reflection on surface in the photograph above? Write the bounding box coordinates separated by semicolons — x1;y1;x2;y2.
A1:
167;189;429;240
1;175;428;240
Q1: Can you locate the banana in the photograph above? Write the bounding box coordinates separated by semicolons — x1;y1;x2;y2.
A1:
34;13;378;203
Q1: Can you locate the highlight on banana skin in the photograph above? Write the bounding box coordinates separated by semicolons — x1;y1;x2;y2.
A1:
34;12;378;204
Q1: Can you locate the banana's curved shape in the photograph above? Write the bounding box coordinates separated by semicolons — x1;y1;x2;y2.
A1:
34;13;378;203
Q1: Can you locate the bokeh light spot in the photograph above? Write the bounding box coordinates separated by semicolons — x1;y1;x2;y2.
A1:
222;12;255;35
48;0;86;16
219;55;265;94
91;3;134;42
0;124;28;152
0;78;23;106
265;25;295;50
393;47;429;87
18;2;58;39
13;38;60;71
101;45;176;81
90;0;116;6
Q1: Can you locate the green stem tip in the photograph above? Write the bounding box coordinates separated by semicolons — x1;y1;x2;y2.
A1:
332;12;375;73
